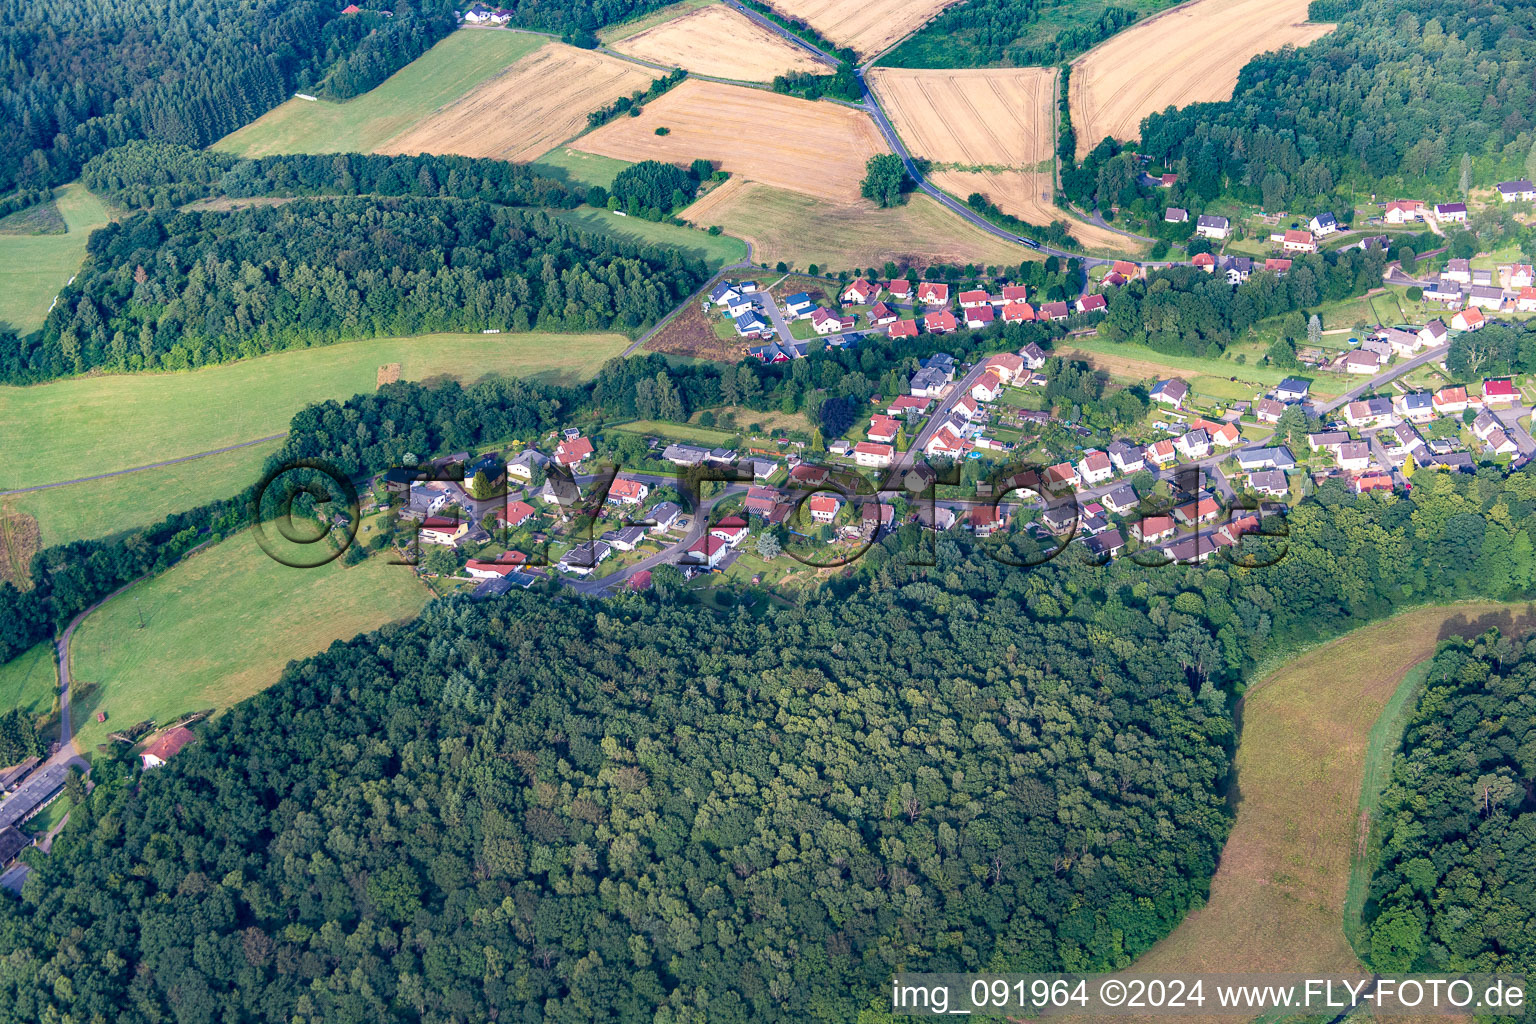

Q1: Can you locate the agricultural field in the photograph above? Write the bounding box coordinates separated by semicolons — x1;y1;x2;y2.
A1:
5;439;281;550
0;184;111;335
681;179;1035;270
868;67;1127;253
574;79;887;202
380;43;660;163
1070;0;1334;159
1128;603;1536;979
0;333;629;494
768;0;954;58
598;0;716;43
610;4;828;81
216;30;545;157
68;529;430;756
551;206;748;268
0;643;57;727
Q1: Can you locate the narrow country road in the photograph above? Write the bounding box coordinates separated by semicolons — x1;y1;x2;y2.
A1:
1315;344;1450;414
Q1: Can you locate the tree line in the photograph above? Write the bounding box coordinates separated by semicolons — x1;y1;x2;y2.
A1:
5;195;708;381
0;0;458;194
883;0;1177;69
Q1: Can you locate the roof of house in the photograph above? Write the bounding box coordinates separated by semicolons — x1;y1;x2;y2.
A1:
1197;214;1229;228
1151;378;1189;399
853;441;893;456
555;436;594;463
1484;378;1518;397
967;304;996;323
1283;229;1314;245
143;726;195;763
1455;306;1486;325
888;318;918;337
1498;179;1535;193
1436;202;1468;213
808;494;841;514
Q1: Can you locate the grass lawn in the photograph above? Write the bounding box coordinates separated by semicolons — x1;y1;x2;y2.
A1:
1128;602;1536;977
0;642;58;723
214;30;544;157
597;0;716;43
551;206;748;268
611;419;739;444
6;438;282;548
69;530;431;755
527;147;633;190
0;332;628;492
1064;337;1337;398
0;184;111;334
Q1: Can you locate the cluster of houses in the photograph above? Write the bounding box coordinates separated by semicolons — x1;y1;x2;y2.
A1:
461;4;513;23
1413;259;1536;320
914;346;1049;459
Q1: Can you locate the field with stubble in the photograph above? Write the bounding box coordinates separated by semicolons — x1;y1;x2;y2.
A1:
1070;0;1333;158
768;0;956;57
381;42;661;163
574;79;887;202
611;5;828;81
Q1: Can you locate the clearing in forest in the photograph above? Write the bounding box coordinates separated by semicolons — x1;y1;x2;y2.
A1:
610;5;828;81
681;179;1035;270
767;0;955;58
0;184;111;335
1119;603;1536;1015
1070;0;1333;159
380;42;661;163
574;79;887;202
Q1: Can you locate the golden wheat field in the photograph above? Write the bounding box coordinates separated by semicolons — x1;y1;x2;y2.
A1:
1070;0;1334;158
573;79;888;202
381;42;661;162
611;5;828;81
768;0;955;57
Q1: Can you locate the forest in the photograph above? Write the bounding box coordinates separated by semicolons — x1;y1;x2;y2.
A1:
3;461;1536;1020
4;196;709;381
883;0;1170;69
79;142;582;211
1363;635;1536;979
1138;0;1536;204
0;0;458;194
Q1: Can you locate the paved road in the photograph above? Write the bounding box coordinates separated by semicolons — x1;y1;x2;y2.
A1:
1495;404;1536;456
1315;344;1450;414
0;433;286;497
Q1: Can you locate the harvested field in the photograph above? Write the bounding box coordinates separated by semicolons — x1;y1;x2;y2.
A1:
382;43;661;163
377;362;402;387
1071;0;1333;159
0;505;39;587
868;67;1127;253
769;0;955;58
682;180;1035;271
1109;603;1536;1024
573;79;886;202
611;5;827;81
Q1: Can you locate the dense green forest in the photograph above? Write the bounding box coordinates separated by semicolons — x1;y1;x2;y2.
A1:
1363;636;1536;982
0;0;458;194
1448;318;1536;379
1138;0;1536;206
4;196;708;381
80;142;581;211
4;463;1536;1019
883;0;1174;68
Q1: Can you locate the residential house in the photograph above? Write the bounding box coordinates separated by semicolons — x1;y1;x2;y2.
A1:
1165;207;1189;223
1344;396;1397;428
1003;302;1038;323
1418;320;1449;346
1473;268;1494;287
1236;446;1296;471
1434;202;1468;222
1379;327;1422;357
1192;252;1216;273
1351;473;1394;494
1247;469;1290;498
708;280;743;306
683;535;730;569
1430;452;1476;472
1308;430;1350;451
788;463;830;487
885;279;913;301
924;310;958;334
464;554;527;579
1497;179;1536;202
496;500;536;530
1020;341;1047;369
1107;440;1144;472
868;414;900;443
1309;212;1339;235
1433;386;1469;415
888;318;919;338
709;516;749;547
1076;293;1108;314
744;486;782;517
1422;278;1463;304
1000;285;1029;304
968;506;1008;537
958;289;991;309
841;278;877;304
952;395;980;421
964;304;996;328
740;456;778;480
1040;504;1080;535
1077;449;1113;486
1393;392;1435;423
1196;214;1230;239
869;301;898;325
1483;379;1519;406
1335;441;1372;471
1508;264;1535;288
1221;255;1253;284
1442;259;1473;284
419;515;467;546
852;441;894;468
1254;398;1286;423
723;294;756;318
1039;301;1071;321
1337;349;1384;374
782;291;815;317
1216;512;1262;548
646;501;682;532
910;365;949;396
985;352;1026;383
554;435;594;468
663;443;709;466
1383;199;1423;223
603;526;649;552
1150;378;1189;408
807;493;842;522
1132;515;1176;543
918;506;958;530
1387;422;1426;457
606;476;649;505
1084;529;1126;559
1486;429;1519;455
888;394;932;418
409;482;452;516
1043;462;1078;491
1265;258;1293;275
1175;427;1212;459
1451;307;1486;332
1519;288;1536;313
1280;229;1317;253
1102;482;1139;515
508;448;549;483
1468;285;1506;311
537;475;582;508
1146;439;1177;466
971;371;1002;402
917;282;949;305
924;426;966;458
141;727;195;769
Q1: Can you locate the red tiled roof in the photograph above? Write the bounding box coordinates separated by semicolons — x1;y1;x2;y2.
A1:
143;726;195;762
